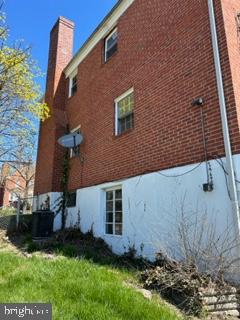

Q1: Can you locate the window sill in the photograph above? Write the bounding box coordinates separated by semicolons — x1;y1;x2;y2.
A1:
69;156;80;161
114;128;134;139
103;50;118;64
104;233;123;238
67;93;77;102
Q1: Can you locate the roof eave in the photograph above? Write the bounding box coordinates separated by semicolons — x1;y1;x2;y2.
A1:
64;0;134;78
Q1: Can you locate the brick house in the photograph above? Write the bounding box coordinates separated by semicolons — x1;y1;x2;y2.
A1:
0;163;34;209
34;0;240;273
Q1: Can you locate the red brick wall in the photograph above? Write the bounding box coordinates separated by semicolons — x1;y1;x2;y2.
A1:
35;0;240;194
221;0;240;136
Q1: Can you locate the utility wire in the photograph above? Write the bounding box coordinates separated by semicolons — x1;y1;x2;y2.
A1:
157;161;203;178
215;157;240;184
214;157;240;200
215;158;231;199
200;106;210;183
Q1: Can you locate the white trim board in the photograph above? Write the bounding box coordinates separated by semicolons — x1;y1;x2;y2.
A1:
64;0;135;78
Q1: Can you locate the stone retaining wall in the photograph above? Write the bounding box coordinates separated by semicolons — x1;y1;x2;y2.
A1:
199;287;240;317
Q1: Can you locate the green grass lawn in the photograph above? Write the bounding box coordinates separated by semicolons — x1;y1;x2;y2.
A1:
0;251;182;320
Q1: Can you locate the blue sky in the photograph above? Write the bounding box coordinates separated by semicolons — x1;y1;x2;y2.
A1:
5;0;117;91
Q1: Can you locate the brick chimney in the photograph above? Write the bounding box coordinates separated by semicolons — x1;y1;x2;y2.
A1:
45;16;74;108
34;17;74;195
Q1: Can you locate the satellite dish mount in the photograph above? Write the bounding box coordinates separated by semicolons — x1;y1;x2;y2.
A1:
57;132;84;149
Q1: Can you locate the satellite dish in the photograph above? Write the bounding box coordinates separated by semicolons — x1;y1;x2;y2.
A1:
58;132;83;148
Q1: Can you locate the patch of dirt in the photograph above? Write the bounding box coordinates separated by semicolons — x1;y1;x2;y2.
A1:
0;229;20;253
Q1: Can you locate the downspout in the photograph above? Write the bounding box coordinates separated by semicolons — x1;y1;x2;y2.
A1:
208;1;240;240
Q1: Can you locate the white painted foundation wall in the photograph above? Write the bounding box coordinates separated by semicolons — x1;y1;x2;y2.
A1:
34;154;240;270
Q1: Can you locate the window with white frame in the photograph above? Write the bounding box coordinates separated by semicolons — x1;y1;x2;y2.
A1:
70;127;81;158
105;28;118;62
105;188;123;235
69;73;78;97
115;89;134;135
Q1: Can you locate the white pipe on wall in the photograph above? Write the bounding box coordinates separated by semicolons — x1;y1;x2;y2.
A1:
208;0;240;240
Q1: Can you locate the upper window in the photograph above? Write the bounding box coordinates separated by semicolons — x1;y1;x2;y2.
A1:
115;88;134;135
105;188;122;236
105;28;118;62
70;127;81;158
69;74;77;97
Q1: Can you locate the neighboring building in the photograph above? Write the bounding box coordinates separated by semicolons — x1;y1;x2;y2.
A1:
0;163;35;210
34;0;240;274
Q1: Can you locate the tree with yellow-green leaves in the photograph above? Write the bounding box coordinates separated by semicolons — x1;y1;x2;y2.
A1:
0;9;49;161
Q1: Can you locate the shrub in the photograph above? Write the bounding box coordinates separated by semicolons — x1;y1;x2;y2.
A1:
0;207;17;217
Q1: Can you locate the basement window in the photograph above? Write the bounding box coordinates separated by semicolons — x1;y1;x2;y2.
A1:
105;28;118;62
115;88;134;135
105;187;122;235
67;191;76;208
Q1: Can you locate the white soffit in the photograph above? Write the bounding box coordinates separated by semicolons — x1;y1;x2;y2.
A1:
64;0;135;78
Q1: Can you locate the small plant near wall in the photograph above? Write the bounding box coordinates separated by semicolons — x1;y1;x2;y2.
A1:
0;207;17;217
60;151;70;230
52;150;70;230
76;209;81;229
141;204;240;317
123;244;137;260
